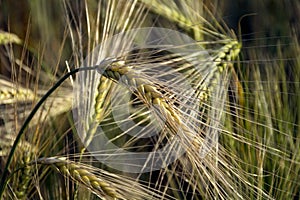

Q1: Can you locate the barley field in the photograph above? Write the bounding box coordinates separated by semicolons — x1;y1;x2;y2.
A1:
0;1;299;199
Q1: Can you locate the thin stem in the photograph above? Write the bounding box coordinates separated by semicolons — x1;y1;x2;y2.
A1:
0;66;98;198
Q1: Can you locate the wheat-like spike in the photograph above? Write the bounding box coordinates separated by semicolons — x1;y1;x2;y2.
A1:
94;53;252;199
93;39;241;150
138;0;228;41
96;59;206;155
196;39;241;101
37;156;173;200
93;77;113;122
0;78;37;136
83;76;114;146
0;78;36;104
116;40;240;113
0;133;38;198
37;157;121;199
14;147;34;199
99;60;181;124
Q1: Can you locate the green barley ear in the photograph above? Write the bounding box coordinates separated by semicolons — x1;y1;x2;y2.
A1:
37;157;122;199
13;147;35;199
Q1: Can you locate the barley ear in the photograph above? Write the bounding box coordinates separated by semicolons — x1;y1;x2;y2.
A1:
37;157;122;199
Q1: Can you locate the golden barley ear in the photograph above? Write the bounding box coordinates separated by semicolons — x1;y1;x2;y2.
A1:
37;156;175;200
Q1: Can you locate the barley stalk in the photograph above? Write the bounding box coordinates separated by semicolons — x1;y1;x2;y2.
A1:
14;147;34;199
